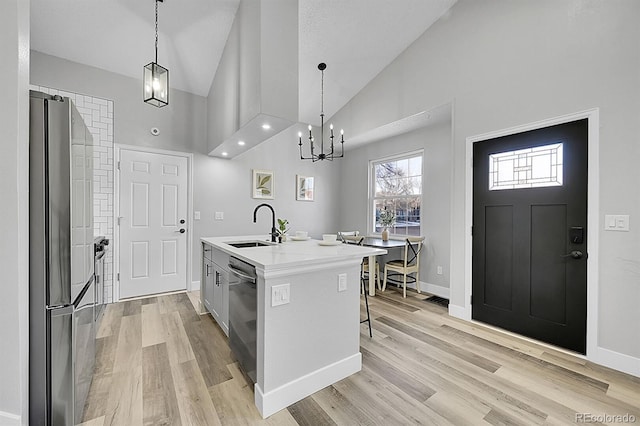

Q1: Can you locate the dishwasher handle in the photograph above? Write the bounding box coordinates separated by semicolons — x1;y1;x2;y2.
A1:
228;264;256;283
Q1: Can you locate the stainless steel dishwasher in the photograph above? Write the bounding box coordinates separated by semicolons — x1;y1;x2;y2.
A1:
228;256;257;383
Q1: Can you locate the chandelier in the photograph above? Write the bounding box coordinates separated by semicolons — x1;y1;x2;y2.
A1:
298;63;345;161
143;0;169;107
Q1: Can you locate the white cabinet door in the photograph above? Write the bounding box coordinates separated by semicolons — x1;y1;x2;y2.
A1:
119;149;187;299
202;257;214;313
211;267;229;335
221;270;229;335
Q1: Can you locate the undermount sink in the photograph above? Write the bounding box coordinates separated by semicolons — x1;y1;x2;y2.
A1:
226;241;274;248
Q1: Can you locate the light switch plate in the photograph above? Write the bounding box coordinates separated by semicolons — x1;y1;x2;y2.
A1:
194;211;201;220
338;273;347;292
272;284;290;307
215;211;224;220
604;214;630;231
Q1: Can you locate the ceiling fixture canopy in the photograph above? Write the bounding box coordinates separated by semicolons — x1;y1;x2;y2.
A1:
143;0;169;107
299;63;345;161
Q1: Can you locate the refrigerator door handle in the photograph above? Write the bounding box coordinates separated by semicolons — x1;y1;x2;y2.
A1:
48;305;74;425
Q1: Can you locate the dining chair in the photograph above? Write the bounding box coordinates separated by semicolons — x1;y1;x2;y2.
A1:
342;235;366;294
340;232;380;290
337;230;359;242
342;235;372;337
382;236;425;298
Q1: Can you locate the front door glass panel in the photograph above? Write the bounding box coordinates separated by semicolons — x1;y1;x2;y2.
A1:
489;142;563;190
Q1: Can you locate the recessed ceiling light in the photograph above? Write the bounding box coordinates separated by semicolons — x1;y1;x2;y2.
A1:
238;141;245;146
262;123;271;130
221;152;228;156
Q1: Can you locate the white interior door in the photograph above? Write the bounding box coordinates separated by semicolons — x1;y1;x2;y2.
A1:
119;149;188;299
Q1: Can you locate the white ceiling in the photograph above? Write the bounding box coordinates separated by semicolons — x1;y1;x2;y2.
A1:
31;0;456;126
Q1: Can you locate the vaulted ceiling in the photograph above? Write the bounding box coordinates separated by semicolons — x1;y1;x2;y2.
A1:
31;0;456;125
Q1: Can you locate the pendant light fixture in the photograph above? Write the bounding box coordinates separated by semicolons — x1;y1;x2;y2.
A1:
299;63;345;161
143;0;169;107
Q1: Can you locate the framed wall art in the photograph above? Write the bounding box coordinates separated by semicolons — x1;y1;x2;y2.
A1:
252;169;274;199
296;175;314;201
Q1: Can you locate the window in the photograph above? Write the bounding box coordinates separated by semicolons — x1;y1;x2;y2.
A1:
489;142;563;190
370;152;423;236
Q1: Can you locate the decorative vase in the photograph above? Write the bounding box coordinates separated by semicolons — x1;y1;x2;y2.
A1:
381;228;389;241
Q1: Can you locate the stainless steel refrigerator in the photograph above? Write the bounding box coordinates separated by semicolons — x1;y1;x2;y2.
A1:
29;91;96;425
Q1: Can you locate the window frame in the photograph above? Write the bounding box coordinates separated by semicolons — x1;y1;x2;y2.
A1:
368;149;424;238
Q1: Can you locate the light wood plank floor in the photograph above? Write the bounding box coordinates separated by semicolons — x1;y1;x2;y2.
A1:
81;289;640;425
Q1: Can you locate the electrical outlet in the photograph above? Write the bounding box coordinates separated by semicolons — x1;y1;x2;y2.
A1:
214;211;224;220
272;284;290;307
437;266;443;275
338;273;347;292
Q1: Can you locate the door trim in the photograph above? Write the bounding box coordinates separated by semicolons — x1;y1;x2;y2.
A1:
113;143;194;302
459;109;599;358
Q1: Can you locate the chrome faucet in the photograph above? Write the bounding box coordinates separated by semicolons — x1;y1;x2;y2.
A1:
253;203;277;242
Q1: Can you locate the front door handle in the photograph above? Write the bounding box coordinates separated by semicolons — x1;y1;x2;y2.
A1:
561;250;583;259
175;228;186;234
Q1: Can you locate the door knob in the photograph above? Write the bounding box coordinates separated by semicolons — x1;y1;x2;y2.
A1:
175;228;186;234
561;250;583;259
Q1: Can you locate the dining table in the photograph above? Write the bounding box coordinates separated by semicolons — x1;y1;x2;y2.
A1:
360;237;407;296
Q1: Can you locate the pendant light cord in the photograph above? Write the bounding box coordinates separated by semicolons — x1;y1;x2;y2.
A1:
155;0;159;63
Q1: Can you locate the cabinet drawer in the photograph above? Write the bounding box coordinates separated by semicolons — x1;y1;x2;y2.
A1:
212;248;229;270
202;243;213;261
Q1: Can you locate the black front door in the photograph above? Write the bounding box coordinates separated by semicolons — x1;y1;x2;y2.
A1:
472;119;588;354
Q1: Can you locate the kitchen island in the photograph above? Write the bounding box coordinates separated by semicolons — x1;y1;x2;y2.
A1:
200;235;386;418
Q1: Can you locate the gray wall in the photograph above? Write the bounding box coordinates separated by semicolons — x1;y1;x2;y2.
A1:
194;124;341;280
31;51;208;155
30;51;341;290
329;0;640;363
0;0;30;423
337;121;452;294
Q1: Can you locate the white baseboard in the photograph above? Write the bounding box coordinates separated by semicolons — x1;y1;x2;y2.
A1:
448;303;470;321
191;280;200;292
447;304;640;378
255;353;362;418
590;346;640;378
392;280;450;299
0;411;21;426
419;282;449;299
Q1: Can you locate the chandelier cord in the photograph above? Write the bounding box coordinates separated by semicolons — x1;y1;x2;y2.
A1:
320;68;324;116
155;0;159;63
320;68;324;153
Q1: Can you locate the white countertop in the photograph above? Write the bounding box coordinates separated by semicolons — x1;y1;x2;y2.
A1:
201;235;386;270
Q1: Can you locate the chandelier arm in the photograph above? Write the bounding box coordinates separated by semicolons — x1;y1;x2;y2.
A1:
299;139;317;161
329;133;334;156
309;133;315;158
